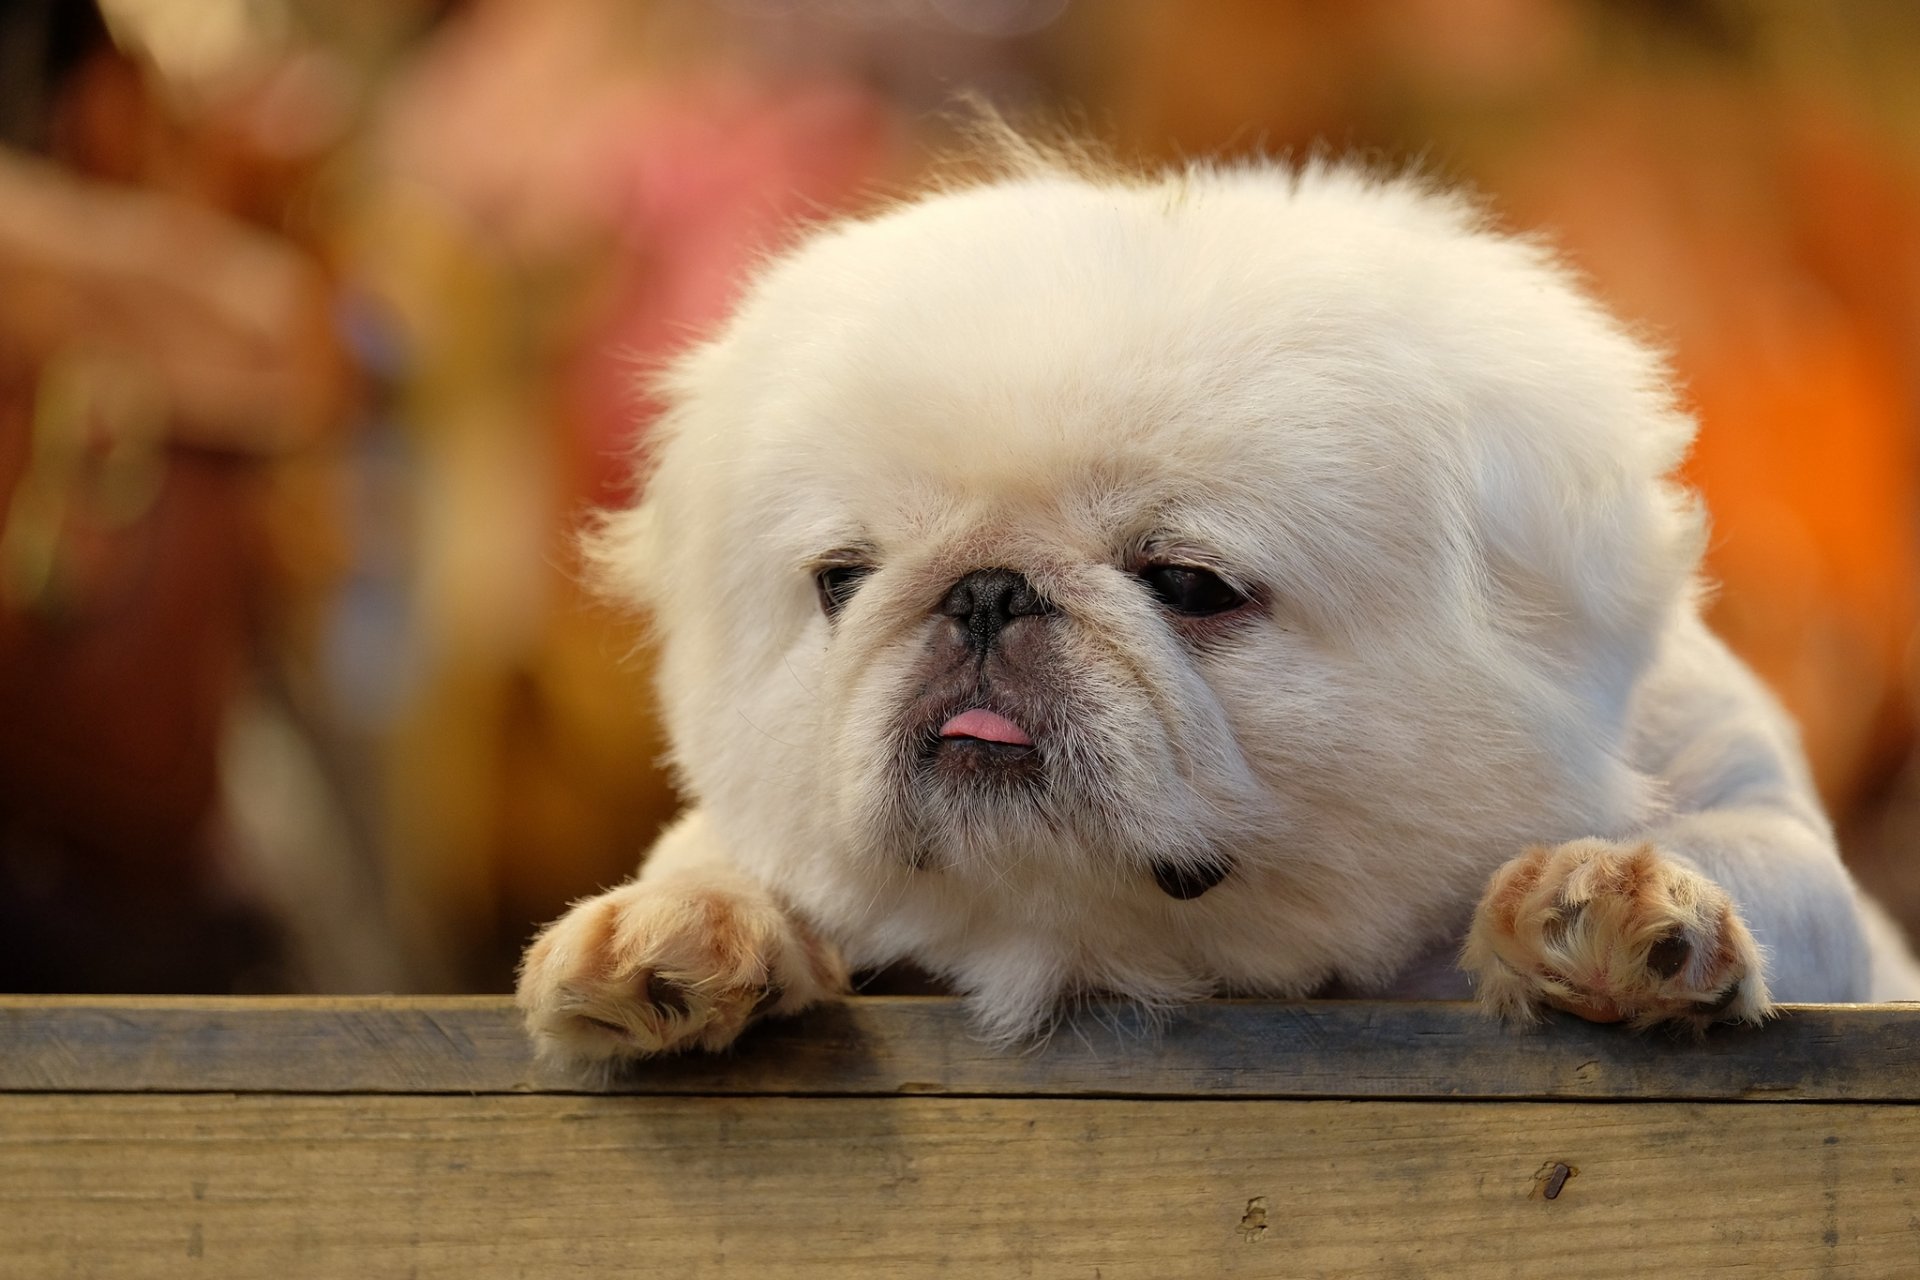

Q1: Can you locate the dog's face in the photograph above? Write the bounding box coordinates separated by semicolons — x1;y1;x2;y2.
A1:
594;162;1704;998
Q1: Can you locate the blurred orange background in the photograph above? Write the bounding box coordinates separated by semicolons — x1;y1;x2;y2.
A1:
4;0;1920;994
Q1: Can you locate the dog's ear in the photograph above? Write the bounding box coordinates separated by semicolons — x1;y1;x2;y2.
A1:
580;335;733;613
581;499;665;610
1468;361;1706;710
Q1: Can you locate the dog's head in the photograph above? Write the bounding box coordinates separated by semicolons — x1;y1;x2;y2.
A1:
592;159;1701;964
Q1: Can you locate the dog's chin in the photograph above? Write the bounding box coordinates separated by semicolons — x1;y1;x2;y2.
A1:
864;717;1236;897
828;694;1058;873
893;724;1057;870
920;734;1046;790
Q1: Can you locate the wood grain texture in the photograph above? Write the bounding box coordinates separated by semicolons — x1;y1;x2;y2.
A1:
3;1093;1915;1278
7;998;1917;1275
2;996;1918;1100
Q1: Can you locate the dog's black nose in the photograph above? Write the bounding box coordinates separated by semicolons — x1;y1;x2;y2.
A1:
939;568;1050;651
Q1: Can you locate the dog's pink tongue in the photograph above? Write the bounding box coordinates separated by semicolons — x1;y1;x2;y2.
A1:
939;708;1033;746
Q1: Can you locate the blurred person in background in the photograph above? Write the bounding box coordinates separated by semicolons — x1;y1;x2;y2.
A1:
0;0;355;990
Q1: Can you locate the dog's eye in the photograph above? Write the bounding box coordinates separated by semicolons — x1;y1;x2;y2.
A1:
1141;565;1246;616
815;565;874;619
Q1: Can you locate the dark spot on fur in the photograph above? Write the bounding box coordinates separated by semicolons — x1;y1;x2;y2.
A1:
1151;858;1231;900
644;973;691;1017
1647;931;1692;980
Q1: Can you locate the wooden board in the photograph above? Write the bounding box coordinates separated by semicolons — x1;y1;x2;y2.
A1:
4;995;1920;1100
3;1093;1917;1278
5;997;1919;1276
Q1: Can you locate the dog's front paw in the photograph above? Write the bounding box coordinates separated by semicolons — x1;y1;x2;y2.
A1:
516;876;847;1072
1463;839;1770;1029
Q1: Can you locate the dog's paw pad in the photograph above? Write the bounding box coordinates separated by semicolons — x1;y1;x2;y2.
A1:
1463;839;1771;1028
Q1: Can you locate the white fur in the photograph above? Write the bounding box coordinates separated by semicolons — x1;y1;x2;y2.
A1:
526;157;1918;1060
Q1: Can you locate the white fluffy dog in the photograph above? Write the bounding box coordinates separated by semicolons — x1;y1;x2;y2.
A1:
517;153;1920;1070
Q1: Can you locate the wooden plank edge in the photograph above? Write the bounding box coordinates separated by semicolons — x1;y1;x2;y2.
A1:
6;1095;1917;1278
1;996;1916;1101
